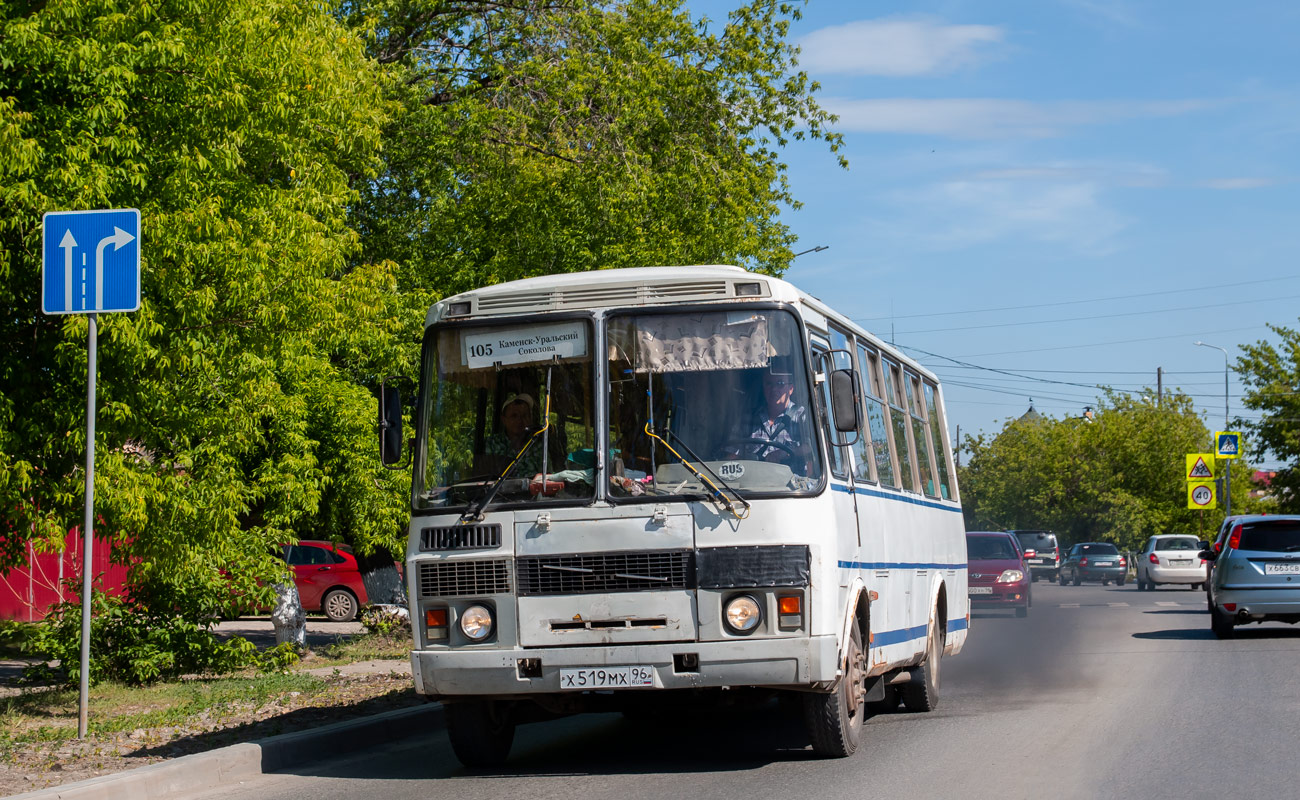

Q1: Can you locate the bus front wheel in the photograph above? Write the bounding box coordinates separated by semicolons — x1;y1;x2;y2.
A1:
803;622;865;757
445;700;516;768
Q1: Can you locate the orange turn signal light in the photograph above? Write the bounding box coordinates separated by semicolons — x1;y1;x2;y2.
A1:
778;596;801;615
426;609;448;628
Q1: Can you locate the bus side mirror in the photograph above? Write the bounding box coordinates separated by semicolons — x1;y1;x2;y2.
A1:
379;384;403;465
830;369;860;433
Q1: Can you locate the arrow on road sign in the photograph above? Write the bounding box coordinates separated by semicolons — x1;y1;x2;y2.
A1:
94;227;134;311
59;229;77;312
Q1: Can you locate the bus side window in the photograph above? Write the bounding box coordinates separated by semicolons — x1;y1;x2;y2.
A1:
907;372;937;498
924;382;956;500
881;359;918;492
830;326;873;482
857;343;894;487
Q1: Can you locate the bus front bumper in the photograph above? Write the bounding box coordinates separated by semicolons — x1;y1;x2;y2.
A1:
411;635;840;698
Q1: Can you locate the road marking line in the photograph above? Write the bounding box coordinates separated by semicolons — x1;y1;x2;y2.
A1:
1108;602;1129;607
1059;603;1080;608
1155;601;1180;607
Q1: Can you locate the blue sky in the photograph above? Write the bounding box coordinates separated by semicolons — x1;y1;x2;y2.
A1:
688;0;1299;467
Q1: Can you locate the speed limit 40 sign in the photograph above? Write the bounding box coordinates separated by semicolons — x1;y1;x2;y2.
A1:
1187;480;1216;510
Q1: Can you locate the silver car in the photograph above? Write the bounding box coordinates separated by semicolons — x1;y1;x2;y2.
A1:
1205;515;1300;639
1135;534;1208;591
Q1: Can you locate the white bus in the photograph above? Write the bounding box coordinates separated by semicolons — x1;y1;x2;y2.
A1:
379;265;968;766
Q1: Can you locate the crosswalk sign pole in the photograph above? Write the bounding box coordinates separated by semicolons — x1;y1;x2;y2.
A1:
78;313;97;739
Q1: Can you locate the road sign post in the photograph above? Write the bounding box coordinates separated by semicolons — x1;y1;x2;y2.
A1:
41;209;140;739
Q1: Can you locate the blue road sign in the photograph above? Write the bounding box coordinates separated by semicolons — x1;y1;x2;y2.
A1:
42;209;141;314
1215;431;1242;459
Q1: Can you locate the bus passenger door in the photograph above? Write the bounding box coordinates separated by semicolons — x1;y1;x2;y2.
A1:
811;339;862;627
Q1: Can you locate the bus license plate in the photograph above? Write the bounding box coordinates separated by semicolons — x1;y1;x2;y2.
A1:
1265;563;1300;575
560;666;655;690
968;586;993;595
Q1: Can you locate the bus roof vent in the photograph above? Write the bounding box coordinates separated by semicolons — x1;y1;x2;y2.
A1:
475;280;731;313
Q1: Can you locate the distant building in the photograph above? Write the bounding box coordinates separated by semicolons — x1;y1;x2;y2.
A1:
1250;470;1278;501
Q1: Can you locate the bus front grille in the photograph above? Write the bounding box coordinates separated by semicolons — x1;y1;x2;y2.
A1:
517;550;694;596
418;559;511;597
420;523;502;551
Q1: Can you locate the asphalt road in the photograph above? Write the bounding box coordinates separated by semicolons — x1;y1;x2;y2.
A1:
188;582;1300;800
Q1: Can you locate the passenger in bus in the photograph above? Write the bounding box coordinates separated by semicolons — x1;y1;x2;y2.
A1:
729;368;813;475
478;393;544;475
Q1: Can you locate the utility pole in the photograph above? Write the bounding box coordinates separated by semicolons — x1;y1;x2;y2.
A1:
1156;366;1163;407
1194;342;1231;517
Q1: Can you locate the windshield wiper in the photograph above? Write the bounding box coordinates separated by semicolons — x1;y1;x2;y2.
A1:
643;422;750;519
460;368;554;523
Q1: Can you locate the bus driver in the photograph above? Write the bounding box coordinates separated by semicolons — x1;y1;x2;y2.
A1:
730;368;813;475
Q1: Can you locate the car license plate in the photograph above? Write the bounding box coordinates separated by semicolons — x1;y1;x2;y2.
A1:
1094;561;1113;567
1171;559;1192;565
968;586;993;595
559;666;654;690
1264;563;1300;575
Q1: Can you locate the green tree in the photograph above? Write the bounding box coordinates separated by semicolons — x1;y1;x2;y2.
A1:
960;391;1259;551
342;0;844;298
1237;321;1300;511
0;0;404;678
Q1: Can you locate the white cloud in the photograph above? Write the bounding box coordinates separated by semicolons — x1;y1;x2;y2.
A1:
1200;177;1277;190
867;178;1130;255
797;17;1004;77
824;98;1212;139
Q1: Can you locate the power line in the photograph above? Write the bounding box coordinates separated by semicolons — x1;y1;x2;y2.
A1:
897;293;1300;335
853;273;1300;322
943;324;1272;357
924;365;1222;375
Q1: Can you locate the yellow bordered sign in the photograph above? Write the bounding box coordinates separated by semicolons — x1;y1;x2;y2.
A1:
1188;481;1216;509
1186;453;1215;481
1215;431;1242;459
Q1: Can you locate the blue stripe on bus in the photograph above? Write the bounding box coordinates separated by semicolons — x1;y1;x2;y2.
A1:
829;482;963;513
838;560;967;570
872;616;969;648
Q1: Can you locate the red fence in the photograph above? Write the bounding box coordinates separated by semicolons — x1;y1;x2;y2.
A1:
0;529;129;622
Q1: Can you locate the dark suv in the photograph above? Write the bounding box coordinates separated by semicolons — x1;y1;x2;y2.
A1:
1011;530;1061;582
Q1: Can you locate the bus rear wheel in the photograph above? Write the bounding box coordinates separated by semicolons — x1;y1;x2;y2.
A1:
446;700;516;768
804;622;865;757
901;614;942;713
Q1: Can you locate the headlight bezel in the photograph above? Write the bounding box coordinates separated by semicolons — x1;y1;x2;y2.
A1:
996;569;1025;584
459;603;495;641
723;594;763;634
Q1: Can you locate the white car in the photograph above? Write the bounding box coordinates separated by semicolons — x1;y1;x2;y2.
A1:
1136;534;1208;590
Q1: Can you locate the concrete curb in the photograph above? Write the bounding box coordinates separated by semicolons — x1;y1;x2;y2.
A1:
9;702;442;800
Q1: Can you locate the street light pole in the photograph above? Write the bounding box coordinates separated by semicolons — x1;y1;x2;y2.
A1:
791;245;828;258
1194;341;1231;517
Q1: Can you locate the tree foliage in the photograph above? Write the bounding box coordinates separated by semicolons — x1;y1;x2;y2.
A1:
343;0;843;297
1237;321;1300;511
959;392;1263;552
0;0;407;660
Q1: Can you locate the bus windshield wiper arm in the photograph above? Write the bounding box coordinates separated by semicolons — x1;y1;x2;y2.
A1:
460;438;537;523
643;424;750;519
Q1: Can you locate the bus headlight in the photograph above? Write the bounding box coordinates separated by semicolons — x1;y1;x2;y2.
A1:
460;604;494;640
724;595;762;633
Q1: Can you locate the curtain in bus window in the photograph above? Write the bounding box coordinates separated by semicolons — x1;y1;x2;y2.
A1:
881;360;917;491
906;374;937;497
924;383;953;500
858;344;895;487
625;312;770;373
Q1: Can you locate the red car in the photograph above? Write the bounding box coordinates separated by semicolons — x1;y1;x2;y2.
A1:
277;541;370;622
966;531;1032;618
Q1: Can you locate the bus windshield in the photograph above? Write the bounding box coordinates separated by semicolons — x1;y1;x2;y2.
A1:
415;318;595;511
607;308;823;499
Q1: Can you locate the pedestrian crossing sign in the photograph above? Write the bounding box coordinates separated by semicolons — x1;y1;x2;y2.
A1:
1214;431;1241;459
1186;454;1215;480
1188;481;1216;509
